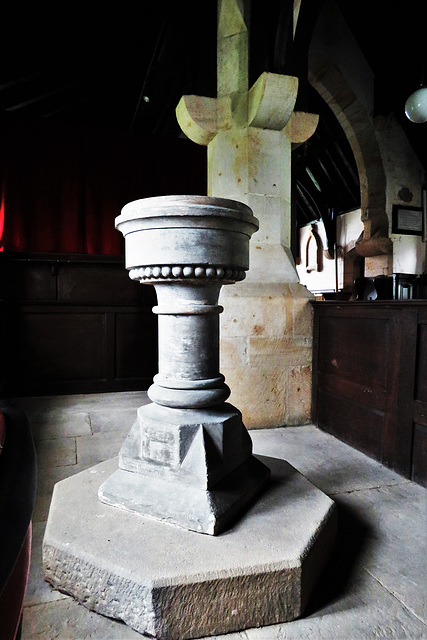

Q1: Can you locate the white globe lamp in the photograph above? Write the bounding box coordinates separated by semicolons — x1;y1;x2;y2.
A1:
405;86;427;123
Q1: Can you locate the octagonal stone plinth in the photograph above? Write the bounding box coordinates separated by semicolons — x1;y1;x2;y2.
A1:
99;403;268;535
43;454;336;640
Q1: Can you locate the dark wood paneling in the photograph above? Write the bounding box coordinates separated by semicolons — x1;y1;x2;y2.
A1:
415;322;427;404
390;308;418;474
0;261;57;301
315;307;397;468
413;401;427;427
312;301;427;486
318;390;384;460
412;424;427;487
12;309;106;381
412;311;427;486
56;263;150;305
115;312;158;380
1;304;157;395
0;252;157;306
317;371;388;413
0;253;158;396
317;315;391;389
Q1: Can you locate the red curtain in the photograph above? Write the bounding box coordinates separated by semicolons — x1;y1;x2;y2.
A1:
0;115;207;254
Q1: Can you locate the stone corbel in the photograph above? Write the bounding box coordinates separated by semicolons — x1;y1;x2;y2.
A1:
355;236;393;257
284;111;320;148
176;95;218;145
355;214;393;256
248;72;298;130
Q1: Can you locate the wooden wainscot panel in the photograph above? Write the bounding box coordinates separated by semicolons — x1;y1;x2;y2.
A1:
415;320;427;405
0;253;158;396
317;389;384;460
412;424;427;487
2;304;156;396
314;305;396;466
4;306;107;394
115;311;158;382
312;301;426;484
0;260;57;301
56;262;148;306
316;311;392;389
412;308;427;486
316;371;388;414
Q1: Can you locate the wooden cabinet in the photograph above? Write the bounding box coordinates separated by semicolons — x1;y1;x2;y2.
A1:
0;253;158;396
312;301;427;486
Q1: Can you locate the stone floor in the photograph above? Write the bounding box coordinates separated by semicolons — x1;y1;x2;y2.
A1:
13;391;427;640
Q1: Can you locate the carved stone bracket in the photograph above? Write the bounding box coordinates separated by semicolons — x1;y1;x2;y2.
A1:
355;236;393;257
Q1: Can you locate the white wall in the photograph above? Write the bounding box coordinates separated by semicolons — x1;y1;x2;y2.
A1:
375;114;426;274
297;209;364;294
392;234;426;274
296;220;336;293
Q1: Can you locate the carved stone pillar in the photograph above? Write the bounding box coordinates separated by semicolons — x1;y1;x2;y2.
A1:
176;0;319;429
99;195;270;535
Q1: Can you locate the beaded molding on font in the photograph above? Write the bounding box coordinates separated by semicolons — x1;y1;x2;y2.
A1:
129;265;246;282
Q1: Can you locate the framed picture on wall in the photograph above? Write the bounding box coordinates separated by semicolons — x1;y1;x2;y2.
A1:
392;204;423;236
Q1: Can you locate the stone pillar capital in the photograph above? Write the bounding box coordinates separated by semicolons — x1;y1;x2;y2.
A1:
283;110;320;145
248;72;299;130
176;95;218;145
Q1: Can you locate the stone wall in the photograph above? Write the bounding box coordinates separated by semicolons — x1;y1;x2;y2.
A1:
220;282;313;429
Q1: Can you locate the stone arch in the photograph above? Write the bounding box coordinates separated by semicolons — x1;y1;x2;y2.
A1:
308;53;389;245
